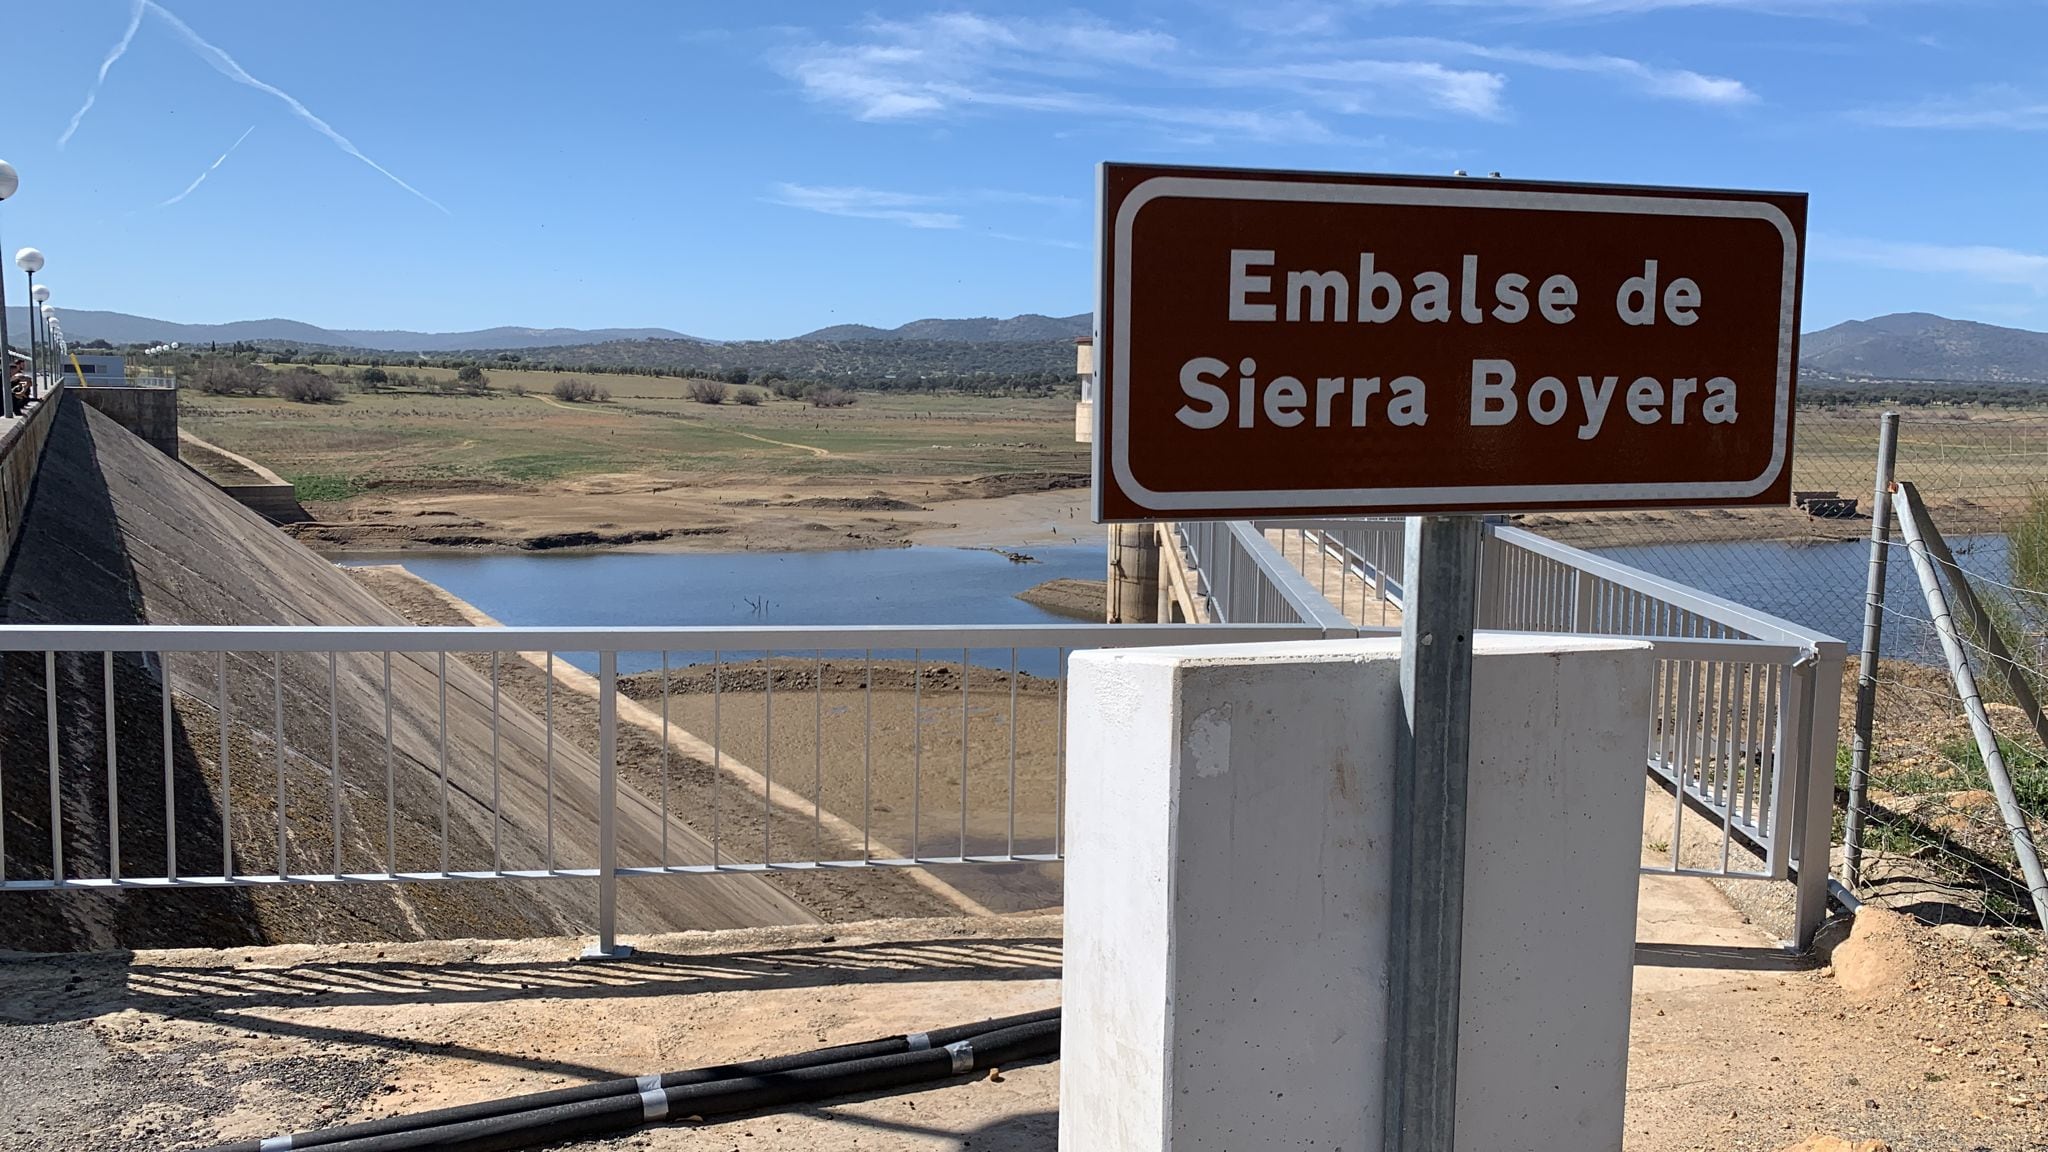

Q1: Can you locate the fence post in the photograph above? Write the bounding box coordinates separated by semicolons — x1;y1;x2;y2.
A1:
1844;412;1899;889
583;650;632;960
1793;644;1846;950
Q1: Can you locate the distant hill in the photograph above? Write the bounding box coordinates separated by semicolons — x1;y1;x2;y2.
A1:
3;308;699;353
1802;313;2048;383
797;313;1091;342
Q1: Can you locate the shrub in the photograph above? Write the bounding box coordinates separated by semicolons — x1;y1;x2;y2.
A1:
456;364;488;387
507;382;527;397
276;369;341;403
733;387;763;406
194;360;270;396
772;377;810;400
808;387;856;408
357;366;389;389
687;379;730;405
551;377;610;403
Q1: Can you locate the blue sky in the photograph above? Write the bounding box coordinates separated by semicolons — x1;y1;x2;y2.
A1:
7;0;2046;339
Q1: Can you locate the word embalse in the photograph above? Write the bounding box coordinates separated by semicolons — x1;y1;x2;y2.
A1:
1176;250;1736;439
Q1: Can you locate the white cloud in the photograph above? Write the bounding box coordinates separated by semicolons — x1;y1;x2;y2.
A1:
1854;85;2048;130
1819;234;2048;292
778;11;1504;142
1414;0;1884;14
767;184;963;229
768;183;1086;249
1396;41;1756;104
780;10;1758;139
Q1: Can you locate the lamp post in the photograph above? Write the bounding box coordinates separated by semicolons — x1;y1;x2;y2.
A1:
0;160;18;419
30;283;48;395
16;248;43;392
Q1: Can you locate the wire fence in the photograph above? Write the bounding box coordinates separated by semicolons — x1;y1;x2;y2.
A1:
1834;422;2048;932
1510;400;2048;933
1517;403;2048;640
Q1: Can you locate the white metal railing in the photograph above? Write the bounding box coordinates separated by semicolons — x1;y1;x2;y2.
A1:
0;622;1341;954
1165;520;1358;631
1241;517;1847;948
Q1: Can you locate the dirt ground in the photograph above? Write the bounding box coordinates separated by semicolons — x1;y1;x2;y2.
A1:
4;880;2043;1151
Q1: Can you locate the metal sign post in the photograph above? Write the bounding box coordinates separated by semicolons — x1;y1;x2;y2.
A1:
1384;514;1482;1152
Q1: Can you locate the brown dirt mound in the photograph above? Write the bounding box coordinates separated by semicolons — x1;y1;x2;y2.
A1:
1827;908;1920;1003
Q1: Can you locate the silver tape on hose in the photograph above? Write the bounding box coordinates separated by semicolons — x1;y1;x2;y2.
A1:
944;1039;974;1073
641;1087;669;1121
637;1074;661;1092
258;1138;293;1152
905;1031;931;1051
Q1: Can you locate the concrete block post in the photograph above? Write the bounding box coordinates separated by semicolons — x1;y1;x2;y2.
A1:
1061;634;1653;1152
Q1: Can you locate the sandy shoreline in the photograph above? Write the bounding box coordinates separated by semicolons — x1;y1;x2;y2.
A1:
294;480;1096;557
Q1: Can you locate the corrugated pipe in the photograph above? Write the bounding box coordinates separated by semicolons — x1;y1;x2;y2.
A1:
205;1008;1059;1152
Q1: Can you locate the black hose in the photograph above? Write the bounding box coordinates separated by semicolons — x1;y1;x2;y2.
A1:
206;1009;1058;1152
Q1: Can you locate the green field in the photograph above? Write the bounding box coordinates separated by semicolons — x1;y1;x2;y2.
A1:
180;369;1087;497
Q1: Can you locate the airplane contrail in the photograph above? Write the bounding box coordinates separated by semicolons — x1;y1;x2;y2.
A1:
159;125;255;207
58;0;145;148
142;1;449;214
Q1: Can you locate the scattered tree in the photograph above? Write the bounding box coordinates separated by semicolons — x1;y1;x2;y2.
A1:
687;379;730;405
552;377;609;403
733;387;763;406
455;364;488;388
808;387;856;408
276;368;341;403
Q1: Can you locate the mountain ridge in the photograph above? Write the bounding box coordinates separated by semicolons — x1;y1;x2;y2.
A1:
1800;312;2048;383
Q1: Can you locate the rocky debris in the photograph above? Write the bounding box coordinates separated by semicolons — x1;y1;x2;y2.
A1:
1775;1138;1891;1152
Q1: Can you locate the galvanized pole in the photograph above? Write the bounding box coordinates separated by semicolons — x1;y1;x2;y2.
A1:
1843;412;1899;888
0;221;13;420
1893;485;2048;929
583;650;634;959
1383;513;1482;1152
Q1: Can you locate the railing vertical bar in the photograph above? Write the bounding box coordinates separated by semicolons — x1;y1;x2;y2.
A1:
960;646;970;861
218;651;229;880
815;649;825;860
382;651;395;872
273;651;286;880
1055;647;1066;859
1670;659;1692;868
1746;660;1766;830
327;651;341;877
911;649;922;863
156;655;174;880
660;650;671;869
545;652;555;871
49;651;63;882
712;650;722;868
104;651;120;881
437;651;450;875
1007;647;1018;860
491;651;503;873
764;651;775;867
863;648;873;863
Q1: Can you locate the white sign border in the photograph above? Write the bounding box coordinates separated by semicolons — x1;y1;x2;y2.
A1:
1102;175;1799;516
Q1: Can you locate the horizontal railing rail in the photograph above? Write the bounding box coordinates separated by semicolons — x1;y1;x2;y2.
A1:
0;620;1348;955
1164;521;1359;632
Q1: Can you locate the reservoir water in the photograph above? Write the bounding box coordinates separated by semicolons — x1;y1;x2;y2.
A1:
1593;533;2009;659
346;543;1108;676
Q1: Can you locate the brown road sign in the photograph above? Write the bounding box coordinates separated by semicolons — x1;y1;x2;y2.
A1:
1093;164;1807;522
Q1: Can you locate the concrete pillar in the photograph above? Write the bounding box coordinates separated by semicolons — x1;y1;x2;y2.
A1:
1061;634;1653;1152
1107;522;1161;624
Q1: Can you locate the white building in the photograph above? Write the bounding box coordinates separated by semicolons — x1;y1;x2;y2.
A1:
58;354;128;386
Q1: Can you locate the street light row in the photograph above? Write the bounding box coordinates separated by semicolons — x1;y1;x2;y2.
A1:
0;158;72;421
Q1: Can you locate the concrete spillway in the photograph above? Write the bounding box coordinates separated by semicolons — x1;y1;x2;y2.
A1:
0;395;814;951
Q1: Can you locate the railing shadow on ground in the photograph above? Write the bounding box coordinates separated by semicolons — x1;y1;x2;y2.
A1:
1631;942;1813;972
14;935;1063;1022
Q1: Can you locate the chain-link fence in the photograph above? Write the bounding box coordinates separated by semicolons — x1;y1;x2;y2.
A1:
1521;403;2048;930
